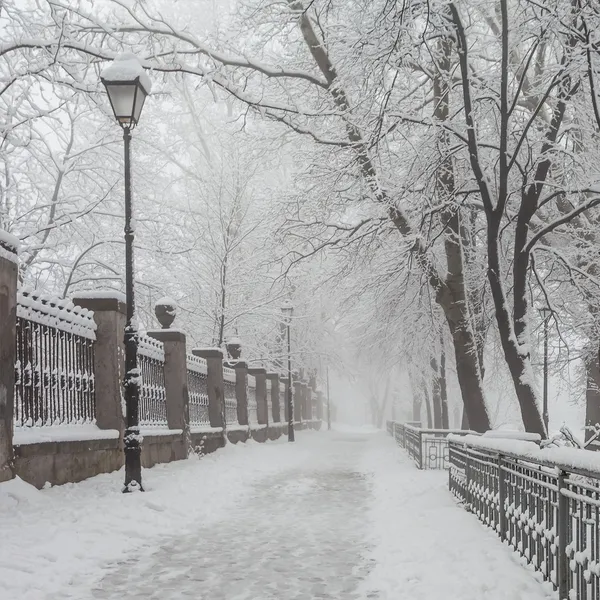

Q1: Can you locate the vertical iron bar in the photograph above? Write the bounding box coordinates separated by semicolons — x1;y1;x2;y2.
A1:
543;316;549;433
558;470;568;599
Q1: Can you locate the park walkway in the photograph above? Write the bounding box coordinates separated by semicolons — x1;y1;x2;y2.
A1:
1;429;552;600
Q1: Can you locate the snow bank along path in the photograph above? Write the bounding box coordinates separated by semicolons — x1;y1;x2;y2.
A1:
0;430;552;599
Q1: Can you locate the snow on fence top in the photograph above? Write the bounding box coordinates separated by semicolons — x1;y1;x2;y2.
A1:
138;333;164;361
449;433;600;476
17;287;97;340
223;365;236;384
186;353;208;375
0;228;19;263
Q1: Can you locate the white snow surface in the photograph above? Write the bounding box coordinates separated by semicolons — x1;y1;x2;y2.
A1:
72;290;127;303
0;430;552;600
101;53;152;93
13;425;119;445
0;228;20;254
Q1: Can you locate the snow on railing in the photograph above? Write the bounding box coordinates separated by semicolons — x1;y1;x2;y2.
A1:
187;353;209;426
14;288;96;427
247;374;258;424
137;334;167;427
446;434;600;599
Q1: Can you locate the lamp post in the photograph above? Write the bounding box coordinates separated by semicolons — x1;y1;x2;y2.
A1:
281;300;295;442
101;54;151;492
540;307;551;434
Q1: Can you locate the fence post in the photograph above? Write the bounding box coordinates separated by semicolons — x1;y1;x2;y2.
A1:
498;454;507;541
558;470;569;599
294;380;303;424
148;328;189;456
266;372;280;422
73;294;126;434
0;236;18;483
304;384;312;421
248;367;268;426
227;360;248;426
193;349;225;429
465;451;472;511
418;430;424;469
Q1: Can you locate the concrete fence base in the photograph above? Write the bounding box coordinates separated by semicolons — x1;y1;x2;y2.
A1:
11;420;324;489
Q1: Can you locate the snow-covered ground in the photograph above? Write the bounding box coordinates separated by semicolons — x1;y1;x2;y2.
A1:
0;429;552;599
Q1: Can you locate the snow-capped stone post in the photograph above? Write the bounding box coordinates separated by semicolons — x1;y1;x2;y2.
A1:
281;376;290;423
294;380;303;423
225;360;249;426
248;367;268;426
148;299;190;453
304;384;313;421
192;348;225;430
73;293;127;435
0;231;18;483
267;372;280;422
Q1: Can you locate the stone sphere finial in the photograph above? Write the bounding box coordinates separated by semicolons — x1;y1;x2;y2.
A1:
154;297;177;329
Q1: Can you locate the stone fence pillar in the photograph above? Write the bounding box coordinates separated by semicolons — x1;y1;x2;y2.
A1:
267;373;280;422
304;385;312;421
193;348;225;429
226;360;248;426
148;330;189;432
73;295;126;434
248;367;268;426
294;381;303;423
281;376;290;422
316;391;324;420
0;236;18;483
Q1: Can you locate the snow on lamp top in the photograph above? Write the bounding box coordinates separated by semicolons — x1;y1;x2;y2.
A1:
101;53;151;128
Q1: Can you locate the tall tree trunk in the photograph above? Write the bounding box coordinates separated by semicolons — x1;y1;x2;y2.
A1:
291;2;490;433
440;337;449;428
422;379;433;429
430;355;443;428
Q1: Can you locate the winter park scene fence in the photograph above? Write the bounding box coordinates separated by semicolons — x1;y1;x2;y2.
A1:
9;1;600;598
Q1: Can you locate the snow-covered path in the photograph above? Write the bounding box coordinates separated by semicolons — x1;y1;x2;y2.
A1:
0;429;553;600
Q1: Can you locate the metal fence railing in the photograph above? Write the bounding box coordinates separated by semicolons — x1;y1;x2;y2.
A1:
388;421;476;469
223;365;238;425
138;335;167;427
14;289;97;427
186;353;209;427
247;374;258;424
447;436;600;600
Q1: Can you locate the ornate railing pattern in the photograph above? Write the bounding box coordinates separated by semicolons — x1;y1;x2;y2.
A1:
187;353;209;426
223;365;238;425
448;438;600;600
390;421;477;469
14;289;96;427
247;375;258;424
138;334;167;427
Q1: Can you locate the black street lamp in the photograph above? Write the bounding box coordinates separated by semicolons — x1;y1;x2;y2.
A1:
281;300;295;442
101;54;151;492
540;307;552;434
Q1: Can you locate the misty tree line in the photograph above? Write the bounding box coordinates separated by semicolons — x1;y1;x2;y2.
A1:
3;0;600;435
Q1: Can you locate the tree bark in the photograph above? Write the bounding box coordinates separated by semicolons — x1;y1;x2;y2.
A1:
290;1;490;433
440;338;449;429
430;356;443;428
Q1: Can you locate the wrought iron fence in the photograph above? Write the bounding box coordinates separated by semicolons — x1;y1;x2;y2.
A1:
138;335;168;427
223;365;238;425
448;438;600;600
247;375;258;424
14;289;97;427
389;421;475;470
187;353;209;427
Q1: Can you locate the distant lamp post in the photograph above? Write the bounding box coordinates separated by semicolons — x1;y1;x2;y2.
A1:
281;300;295;442
101;53;151;493
540;307;552;434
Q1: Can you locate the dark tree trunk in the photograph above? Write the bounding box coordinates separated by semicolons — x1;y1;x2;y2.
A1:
440;339;449;429
430;356;443;428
